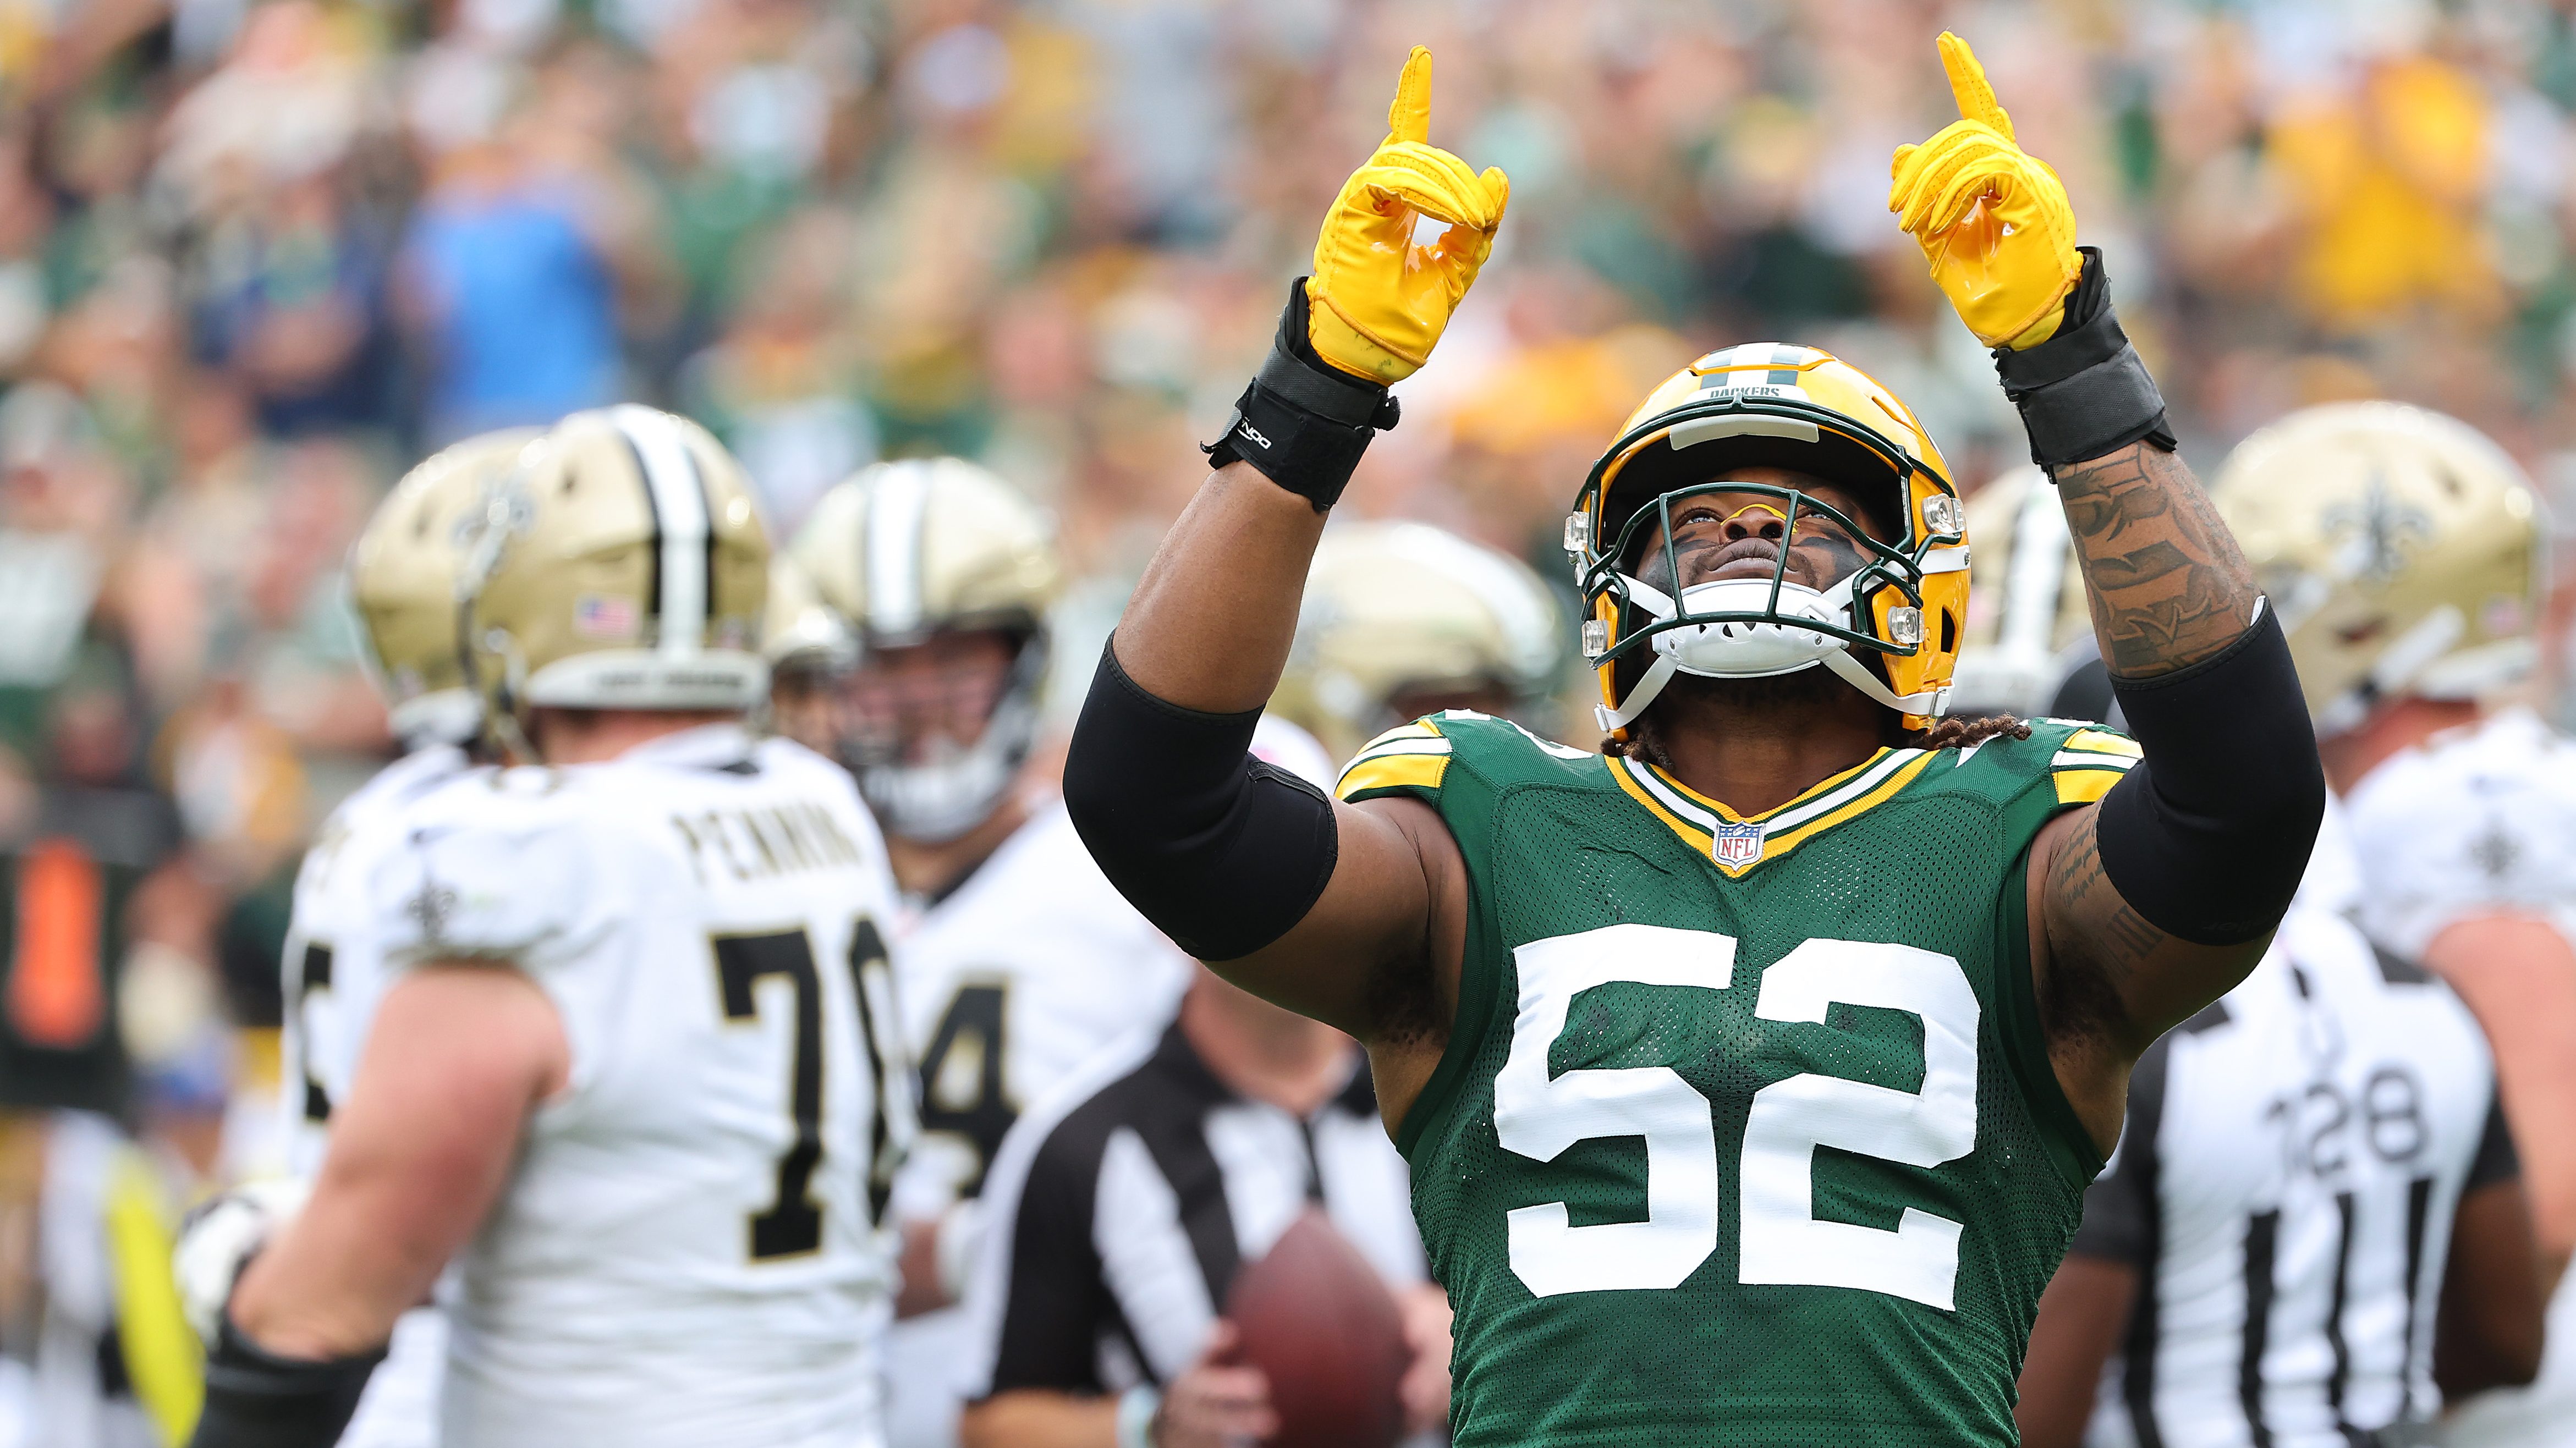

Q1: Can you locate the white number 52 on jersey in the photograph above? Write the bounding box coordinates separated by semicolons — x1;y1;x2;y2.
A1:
1493;923;1979;1309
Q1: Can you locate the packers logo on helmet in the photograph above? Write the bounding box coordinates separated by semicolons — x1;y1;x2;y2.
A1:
348;427;541;746
1569;343;1969;737
460;405;771;753
2212;401;2548;732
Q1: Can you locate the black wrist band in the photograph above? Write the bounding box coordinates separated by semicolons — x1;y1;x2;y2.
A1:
189;1313;386;1448
1204;279;1400;512
1995;247;2176;472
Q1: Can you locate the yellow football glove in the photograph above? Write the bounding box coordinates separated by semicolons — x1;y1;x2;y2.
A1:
1307;47;1510;385
1888;32;2081;350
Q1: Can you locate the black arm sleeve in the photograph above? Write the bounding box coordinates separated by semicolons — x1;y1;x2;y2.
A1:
1063;641;1339;961
187;1316;383;1448
2094;603;2327;946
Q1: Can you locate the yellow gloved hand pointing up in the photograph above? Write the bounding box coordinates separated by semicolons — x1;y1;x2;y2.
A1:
1888;32;2082;350
1306;47;1511;384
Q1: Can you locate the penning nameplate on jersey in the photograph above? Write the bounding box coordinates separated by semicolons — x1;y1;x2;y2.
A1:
1336;709;2132;1445
361;727;913;1447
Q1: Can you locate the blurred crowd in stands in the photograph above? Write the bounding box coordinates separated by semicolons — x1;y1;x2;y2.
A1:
7;0;2576;1157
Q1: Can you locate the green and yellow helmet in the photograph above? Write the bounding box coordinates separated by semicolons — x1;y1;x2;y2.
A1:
348;427;541;745
1568;343;1970;739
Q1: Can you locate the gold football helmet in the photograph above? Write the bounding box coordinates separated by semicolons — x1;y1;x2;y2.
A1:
348;427;541;745
2212;401;2548;733
789;458;1062;840
1273;520;1562;762
1948;465;2092;718
459;405;771;750
762;553;855;675
761;554;854;754
1570;343;1970;738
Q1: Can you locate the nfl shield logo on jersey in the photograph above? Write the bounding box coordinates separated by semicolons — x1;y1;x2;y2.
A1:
1710;820;1764;869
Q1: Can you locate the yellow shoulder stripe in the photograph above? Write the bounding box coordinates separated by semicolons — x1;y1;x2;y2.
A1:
2053;766;2127;806
2063;728;2142;758
1337;752;1448;800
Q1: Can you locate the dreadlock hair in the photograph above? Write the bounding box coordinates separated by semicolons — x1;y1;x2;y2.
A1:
1603;703;2030;763
1903;712;2032;751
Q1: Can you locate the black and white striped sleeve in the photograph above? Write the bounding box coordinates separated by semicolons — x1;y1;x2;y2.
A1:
959;1029;1195;1402
971;1125;1111;1397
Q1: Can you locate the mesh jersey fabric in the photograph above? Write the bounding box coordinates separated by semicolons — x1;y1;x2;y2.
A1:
1337;711;2121;1447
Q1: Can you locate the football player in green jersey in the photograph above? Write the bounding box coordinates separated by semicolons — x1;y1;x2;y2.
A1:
1064;36;2326;1448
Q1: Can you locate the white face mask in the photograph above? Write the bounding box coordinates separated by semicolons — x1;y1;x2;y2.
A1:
860;708;1030;843
850;635;1048;844
1596;570;1945;731
1645;575;1854;678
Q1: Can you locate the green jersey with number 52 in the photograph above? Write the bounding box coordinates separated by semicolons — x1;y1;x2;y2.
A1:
1337;711;2130;1446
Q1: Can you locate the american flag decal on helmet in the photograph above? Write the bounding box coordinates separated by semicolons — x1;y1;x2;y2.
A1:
574;593;639;639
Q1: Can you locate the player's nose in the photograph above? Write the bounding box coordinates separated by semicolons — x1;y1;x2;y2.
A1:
1720;510;1784;543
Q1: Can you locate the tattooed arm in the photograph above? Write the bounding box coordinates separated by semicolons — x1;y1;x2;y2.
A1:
2027;441;2297;1151
2052;442;2259;676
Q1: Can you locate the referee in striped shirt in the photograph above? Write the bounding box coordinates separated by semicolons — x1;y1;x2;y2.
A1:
955;965;1451;1448
2016;665;2544;1446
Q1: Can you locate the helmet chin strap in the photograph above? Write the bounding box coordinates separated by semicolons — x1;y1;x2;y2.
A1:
1816;648;1945;715
1599;652;1679;732
1595;573;1946;732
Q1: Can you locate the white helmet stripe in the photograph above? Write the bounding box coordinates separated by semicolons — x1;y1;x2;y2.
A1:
611;404;710;655
2002;480;2070;664
864;460;933;637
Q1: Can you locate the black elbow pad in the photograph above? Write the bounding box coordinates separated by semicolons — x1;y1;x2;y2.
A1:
1064;643;1339;961
2095;604;2327;945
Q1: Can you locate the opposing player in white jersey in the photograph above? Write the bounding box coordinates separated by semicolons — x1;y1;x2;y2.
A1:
177;430;532;1448
788;459;1196;1448
183;406;913;1448
2210;403;2576;1447
2014;792;2543;1446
